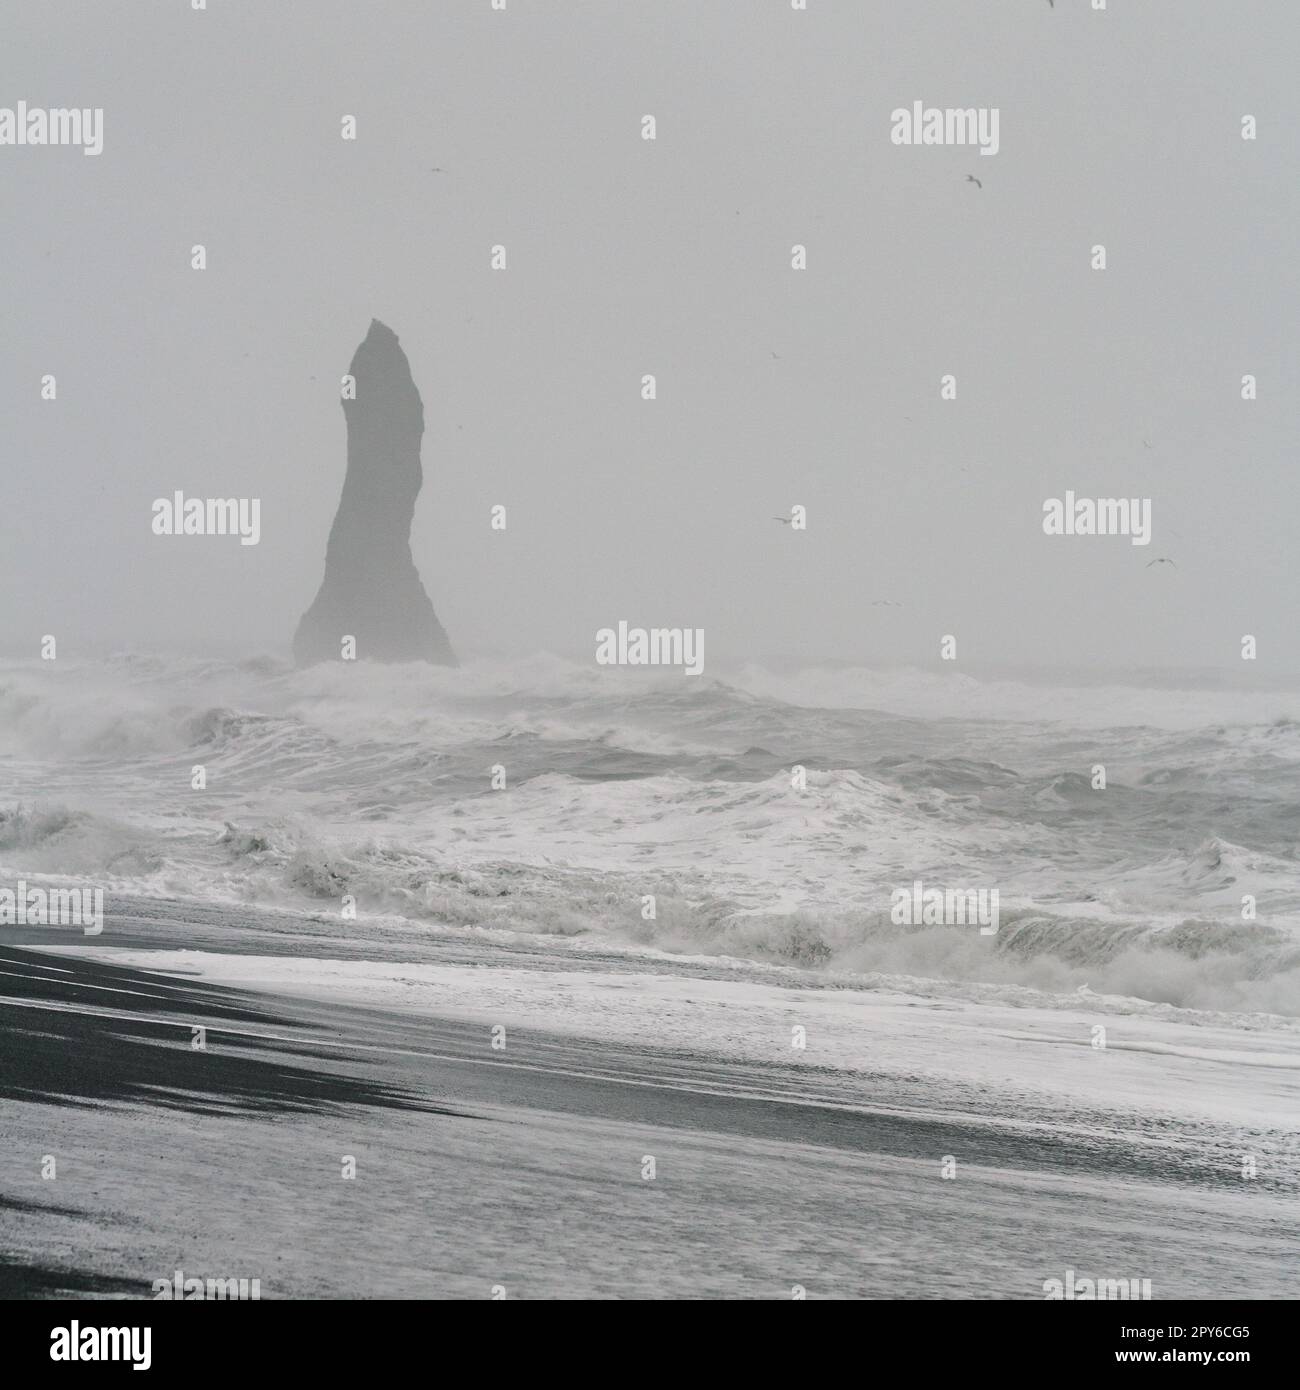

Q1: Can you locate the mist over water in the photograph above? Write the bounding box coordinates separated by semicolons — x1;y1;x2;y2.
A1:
4;651;1298;1018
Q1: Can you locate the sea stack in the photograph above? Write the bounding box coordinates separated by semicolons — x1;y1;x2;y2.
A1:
294;320;456;666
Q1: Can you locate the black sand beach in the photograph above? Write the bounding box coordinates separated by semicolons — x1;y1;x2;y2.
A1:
1;915;1295;1300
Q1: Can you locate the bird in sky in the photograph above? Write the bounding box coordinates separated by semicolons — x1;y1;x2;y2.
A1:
965;175;982;189
870;600;904;608
1143;439;1153;450
772;517;793;525
1146;558;1177;569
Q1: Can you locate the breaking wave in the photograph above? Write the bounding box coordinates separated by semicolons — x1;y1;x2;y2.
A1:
3;651;1300;1018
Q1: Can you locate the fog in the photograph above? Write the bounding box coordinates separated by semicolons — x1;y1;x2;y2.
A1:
3;0;1296;672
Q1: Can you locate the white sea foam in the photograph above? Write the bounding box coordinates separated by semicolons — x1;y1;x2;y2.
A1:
3;652;1299;1016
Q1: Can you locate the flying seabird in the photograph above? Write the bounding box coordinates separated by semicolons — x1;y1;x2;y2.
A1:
1146;558;1177;569
965;175;982;189
773;517;794;525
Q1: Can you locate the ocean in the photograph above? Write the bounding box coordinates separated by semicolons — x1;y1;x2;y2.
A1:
3;653;1299;1298
3;652;1299;1015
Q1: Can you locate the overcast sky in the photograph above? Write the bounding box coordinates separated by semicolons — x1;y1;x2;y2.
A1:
2;0;1296;672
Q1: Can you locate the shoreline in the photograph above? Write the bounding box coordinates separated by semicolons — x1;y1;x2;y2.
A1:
2;902;1297;1298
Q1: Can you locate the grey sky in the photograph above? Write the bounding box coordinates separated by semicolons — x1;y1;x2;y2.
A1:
2;0;1296;671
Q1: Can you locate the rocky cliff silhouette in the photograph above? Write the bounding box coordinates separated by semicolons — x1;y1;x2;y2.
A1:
294;320;456;666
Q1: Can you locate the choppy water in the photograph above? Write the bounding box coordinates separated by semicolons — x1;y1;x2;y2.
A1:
3;652;1300;1016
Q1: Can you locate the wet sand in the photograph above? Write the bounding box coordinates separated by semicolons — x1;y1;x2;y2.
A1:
1;916;1296;1299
